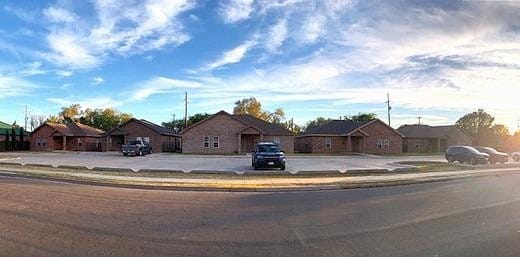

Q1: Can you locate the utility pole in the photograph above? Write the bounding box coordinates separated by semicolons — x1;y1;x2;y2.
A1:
417;116;422;125
24;105;28;131
386;93;392;126
184;92;188;129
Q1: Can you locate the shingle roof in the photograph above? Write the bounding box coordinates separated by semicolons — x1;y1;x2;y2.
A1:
134;119;178;136
397;124;463;139
45;122;104;137
232;114;294;136
0;121;30;135
302;120;372;135
105;118;178;137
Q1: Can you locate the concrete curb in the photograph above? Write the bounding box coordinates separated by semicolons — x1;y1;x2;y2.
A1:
189;169;237;175
1;168;519;192
57;165;92;170
92;167;138;172
295;170;341;175
137;168;184;173
345;168;391;174
23;163;56;169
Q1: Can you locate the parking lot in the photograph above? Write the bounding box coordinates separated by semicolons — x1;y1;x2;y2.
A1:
0;152;447;173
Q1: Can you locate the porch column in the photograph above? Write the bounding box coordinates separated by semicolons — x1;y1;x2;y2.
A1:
63;136;67;151
237;133;242;154
347;135;352;152
437;138;441;152
260;134;264;141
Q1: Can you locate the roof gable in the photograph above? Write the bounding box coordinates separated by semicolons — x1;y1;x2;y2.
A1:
302;119;371;135
105;118;178;136
39;122;104;137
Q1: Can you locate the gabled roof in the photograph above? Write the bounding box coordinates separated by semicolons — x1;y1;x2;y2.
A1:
181;110;294;136
232;114;294;136
397;124;468;139
299;119;404;138
37;122;105;137
105;118;178;137
0;121;11;129
302;119;373;135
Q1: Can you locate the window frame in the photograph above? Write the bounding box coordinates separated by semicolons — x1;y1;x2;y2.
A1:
213;136;220;148
203;136;210;148
325;137;332;149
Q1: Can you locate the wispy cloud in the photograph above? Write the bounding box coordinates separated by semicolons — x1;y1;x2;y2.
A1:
40;0;196;69
130;76;204;101
219;0;255;23
265;18;288;53
42;7;77;23
0;75;39;98
203;40;257;70
92;76;104;85
47;96;121;109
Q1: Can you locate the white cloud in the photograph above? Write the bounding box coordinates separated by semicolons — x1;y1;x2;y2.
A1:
19;62;46;76
42;0;196;69
219;0;255;23
92;76;104;85
130;76;204;101
43;7;77;23
3;6;37;22
0;76;39;98
299;14;326;43
203;40;257;70
56;70;73;77
265;18;288;53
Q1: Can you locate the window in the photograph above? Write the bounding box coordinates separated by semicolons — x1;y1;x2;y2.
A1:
377;139;384;149
37;138;41;147
42;139;46;147
325;137;332;149
77;138;82;147
415;143;422;149
203;136;210;148
377;139;390;150
273;137;281;144
213;136;220;148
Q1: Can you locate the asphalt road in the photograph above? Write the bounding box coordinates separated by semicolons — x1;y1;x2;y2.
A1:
2;173;520;257
0;152;446;172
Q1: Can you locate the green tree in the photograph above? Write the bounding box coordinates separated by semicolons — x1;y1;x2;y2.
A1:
455;109;495;141
79;108;133;130
233;97;286;123
346;113;377;122
60;104;82;123
162;113;212;132
304;117;333;132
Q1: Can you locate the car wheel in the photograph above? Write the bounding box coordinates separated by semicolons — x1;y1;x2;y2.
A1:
149;149;153;154
514;155;520;162
470;158;477;165
139;150;143;156
253;164;259;170
447;156;454;163
280;165;286;171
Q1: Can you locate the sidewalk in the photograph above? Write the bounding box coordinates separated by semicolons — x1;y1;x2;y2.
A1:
1;164;519;191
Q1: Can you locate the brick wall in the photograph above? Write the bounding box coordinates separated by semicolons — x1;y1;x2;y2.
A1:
295;136;348;153
182;114;246;154
30;124;56;151
263;135;294;153
362;120;402;154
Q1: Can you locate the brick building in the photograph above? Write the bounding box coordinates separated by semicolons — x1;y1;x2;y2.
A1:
103;118;181;153
295;119;403;154
181;111;294;154
31;122;104;151
397;124;472;153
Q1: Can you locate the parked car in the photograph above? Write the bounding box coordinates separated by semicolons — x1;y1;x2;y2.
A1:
474;146;508;164
122;140;152;156
445;146;489;165
252;142;286;170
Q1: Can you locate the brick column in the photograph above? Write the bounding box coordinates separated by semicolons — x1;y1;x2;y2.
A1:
63;136;67;151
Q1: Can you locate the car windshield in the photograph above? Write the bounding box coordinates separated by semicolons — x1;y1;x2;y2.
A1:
465;147;481;154
128;141;141;145
257;145;281;153
483;147;498;153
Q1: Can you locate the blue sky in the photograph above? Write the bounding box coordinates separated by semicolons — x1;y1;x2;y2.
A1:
1;0;520;131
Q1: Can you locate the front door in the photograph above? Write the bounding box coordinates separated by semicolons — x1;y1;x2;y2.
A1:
351;137;363;153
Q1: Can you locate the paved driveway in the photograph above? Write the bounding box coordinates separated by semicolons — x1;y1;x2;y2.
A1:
0;152;445;172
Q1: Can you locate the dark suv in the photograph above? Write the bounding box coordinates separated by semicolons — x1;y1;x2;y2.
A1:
445;146;489;165
252;142;286;170
475;146;508;164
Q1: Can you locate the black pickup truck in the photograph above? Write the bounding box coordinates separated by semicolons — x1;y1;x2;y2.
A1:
122;140;152;156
